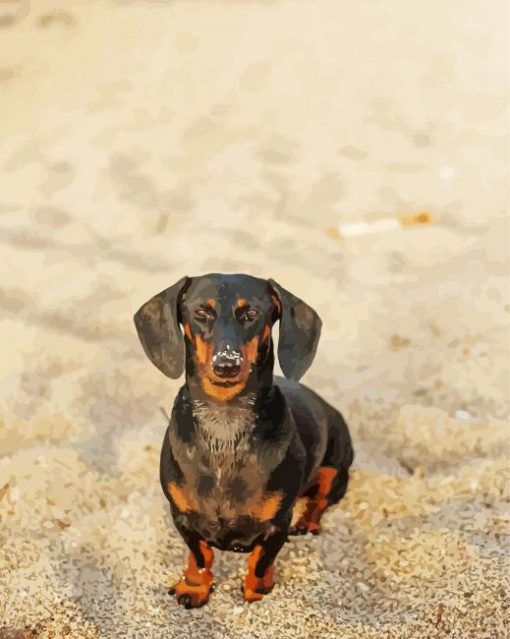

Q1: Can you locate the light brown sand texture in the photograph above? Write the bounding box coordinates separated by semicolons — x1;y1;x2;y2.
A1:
0;1;509;638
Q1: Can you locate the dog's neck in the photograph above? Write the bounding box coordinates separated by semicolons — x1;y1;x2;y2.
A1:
190;394;257;452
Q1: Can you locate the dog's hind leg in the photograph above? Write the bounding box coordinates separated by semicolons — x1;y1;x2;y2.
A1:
290;466;346;535
291;412;353;536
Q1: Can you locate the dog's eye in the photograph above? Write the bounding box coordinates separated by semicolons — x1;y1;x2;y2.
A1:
194;308;212;322
238;309;259;322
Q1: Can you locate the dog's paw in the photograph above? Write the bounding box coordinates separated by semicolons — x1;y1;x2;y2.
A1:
242;582;274;603
289;519;321;536
242;568;275;603
168;574;214;609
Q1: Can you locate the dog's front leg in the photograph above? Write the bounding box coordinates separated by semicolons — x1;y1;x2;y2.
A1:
168;528;215;609
243;526;288;603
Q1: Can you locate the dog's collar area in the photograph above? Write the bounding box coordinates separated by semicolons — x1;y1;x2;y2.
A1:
191;394;257;412
190;395;257;451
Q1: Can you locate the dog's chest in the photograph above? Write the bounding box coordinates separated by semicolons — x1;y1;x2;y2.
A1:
173;401;267;519
192;401;254;457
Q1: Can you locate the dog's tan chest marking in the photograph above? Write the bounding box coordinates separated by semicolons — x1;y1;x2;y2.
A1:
250;492;283;522
168;397;283;525
168;481;197;513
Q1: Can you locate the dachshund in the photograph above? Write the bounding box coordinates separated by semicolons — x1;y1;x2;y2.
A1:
134;273;353;608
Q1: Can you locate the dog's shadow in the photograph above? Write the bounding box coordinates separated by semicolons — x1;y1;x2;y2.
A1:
48;505;249;636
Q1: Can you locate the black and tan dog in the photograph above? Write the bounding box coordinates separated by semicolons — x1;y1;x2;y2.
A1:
134;273;353;608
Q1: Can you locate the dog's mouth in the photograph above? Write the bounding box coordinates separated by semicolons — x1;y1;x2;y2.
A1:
207;377;243;388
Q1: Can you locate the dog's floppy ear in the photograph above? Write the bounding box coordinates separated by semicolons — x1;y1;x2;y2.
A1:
134;276;191;378
268;278;322;381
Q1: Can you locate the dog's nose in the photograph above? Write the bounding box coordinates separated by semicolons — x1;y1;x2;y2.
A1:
212;358;241;378
212;345;242;378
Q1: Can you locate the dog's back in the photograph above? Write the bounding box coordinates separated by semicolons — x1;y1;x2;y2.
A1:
276;376;354;500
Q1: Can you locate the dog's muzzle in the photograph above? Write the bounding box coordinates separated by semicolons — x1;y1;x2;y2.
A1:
212;344;243;378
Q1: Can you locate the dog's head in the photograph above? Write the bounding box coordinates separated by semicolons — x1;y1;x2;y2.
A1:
134;273;321;401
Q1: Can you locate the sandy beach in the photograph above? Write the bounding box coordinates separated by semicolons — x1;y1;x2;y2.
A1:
0;0;509;637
